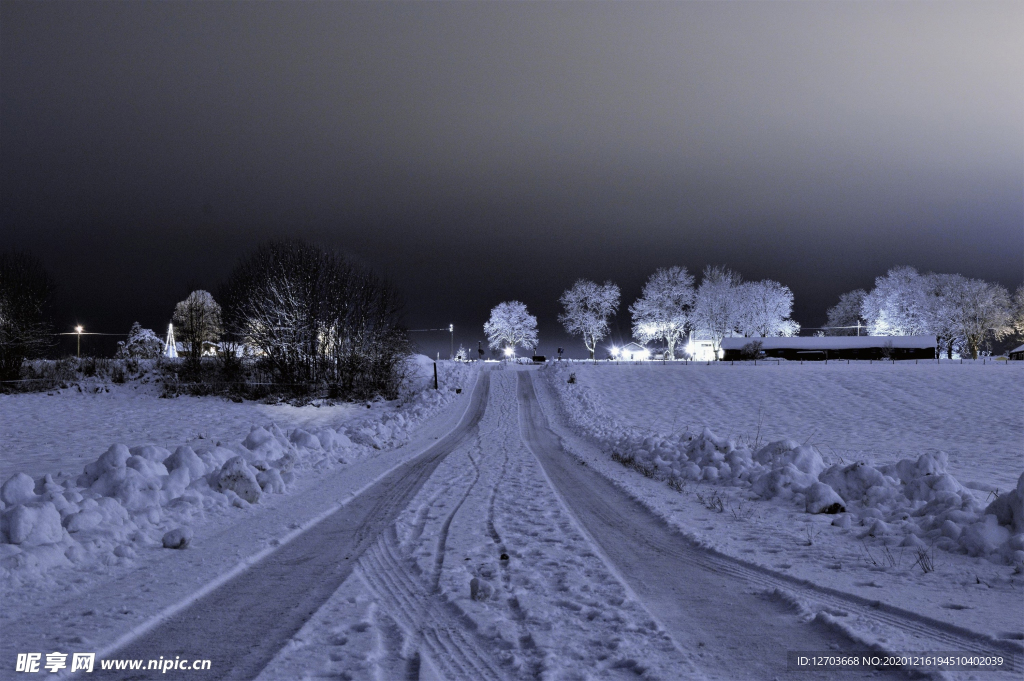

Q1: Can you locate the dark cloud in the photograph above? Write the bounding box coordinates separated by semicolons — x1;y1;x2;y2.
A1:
2;1;1021;358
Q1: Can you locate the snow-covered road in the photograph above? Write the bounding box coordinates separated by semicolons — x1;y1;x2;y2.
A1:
518;372;1019;680
6;367;1017;679
54;373;493;681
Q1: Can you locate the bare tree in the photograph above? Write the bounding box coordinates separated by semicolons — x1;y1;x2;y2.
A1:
484;301;538;356
0;252;55;381
691;265;742;359
559;279;620;359
629;267;694;359
825;289;867;336
220;240;408;398
172;290;223;367
735;279;799;337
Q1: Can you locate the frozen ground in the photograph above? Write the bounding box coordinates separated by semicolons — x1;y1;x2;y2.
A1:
1;381;396;483
537;362;1024;660
563;361;1023;493
1;361;1021;679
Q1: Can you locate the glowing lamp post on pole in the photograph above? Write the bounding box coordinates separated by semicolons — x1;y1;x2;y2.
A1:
449;324;454;359
504;346;514;362
74;325;83;358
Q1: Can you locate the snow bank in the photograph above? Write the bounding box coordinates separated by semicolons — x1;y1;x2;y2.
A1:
545;364;1024;567
0;361;476;581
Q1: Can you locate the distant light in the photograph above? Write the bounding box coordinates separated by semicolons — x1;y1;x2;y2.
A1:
74;325;83;333
448;324;453;333
504;347;514;357
611;346;619;356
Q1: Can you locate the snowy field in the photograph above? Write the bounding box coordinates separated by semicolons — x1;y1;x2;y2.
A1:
537;362;1024;656
0;357;466;484
1;360;1021;679
565;361;1023;493
0;386;363;483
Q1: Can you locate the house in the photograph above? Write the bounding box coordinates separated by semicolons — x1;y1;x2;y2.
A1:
611;342;651;361
1009;344;1024;361
720;335;937;361
685;329;742;362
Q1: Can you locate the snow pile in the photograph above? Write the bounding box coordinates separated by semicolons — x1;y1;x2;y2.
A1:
0;361;475;580
544;364;1024;566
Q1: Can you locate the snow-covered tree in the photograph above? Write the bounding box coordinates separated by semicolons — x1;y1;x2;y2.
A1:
559;279;620;359
861;267;932;336
924;273;967;358
172;290;222;364
628;267;694;359
735;279;799;337
115;322;163;359
454;345;470;361
1010;285;1024;343
484;301;538;356
691;266;742;358
824;289;867;336
939;278;1011;359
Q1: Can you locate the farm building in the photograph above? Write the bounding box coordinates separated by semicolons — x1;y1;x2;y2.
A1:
1009;344;1024;361
720;335;937;361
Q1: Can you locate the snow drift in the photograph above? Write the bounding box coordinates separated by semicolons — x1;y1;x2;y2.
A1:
0;361;475;580
545;364;1024;567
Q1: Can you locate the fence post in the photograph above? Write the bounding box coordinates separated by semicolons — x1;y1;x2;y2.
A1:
433;362;438;390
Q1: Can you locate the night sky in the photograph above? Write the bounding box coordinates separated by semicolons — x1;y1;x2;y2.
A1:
2;1;1022;359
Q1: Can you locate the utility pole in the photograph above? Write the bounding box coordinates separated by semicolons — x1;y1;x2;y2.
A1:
75;326;83;358
449;324;454;359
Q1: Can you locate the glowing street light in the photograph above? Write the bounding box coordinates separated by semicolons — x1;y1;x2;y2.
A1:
74;325;83;358
504;346;514;359
449;324;454;359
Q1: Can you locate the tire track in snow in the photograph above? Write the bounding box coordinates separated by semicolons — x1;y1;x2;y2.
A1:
358;530;507;680
406;469;470;545
83;372;491;681
518;372;930;680
431;442;483;592
527;370;1024;670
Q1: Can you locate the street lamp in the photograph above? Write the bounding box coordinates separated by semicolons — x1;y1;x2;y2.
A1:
74;325;83;358
504;346;514;360
449;324;454;359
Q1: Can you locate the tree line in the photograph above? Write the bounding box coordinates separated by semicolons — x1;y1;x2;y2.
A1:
484;265;1024;360
3;249;1023;386
825;267;1023;359
0;242;408;397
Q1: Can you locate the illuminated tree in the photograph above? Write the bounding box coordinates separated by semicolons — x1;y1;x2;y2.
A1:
860;267;931;336
559;279;620;359
691;265;742;358
484;301;538;356
735;279;799;337
629;267;694;359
